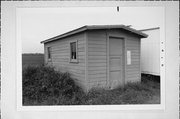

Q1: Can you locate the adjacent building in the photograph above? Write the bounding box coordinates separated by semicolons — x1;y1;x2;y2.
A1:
140;27;160;76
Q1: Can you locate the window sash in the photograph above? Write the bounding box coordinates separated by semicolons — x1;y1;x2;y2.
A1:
47;47;51;60
71;42;76;59
70;41;78;63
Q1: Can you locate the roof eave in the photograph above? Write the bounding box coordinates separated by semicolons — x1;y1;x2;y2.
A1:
120;25;148;38
41;25;148;44
41;26;87;44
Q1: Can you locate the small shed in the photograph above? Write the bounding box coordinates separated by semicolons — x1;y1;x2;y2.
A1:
41;25;148;92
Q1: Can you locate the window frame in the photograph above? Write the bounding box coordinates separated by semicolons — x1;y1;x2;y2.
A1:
47;47;52;61
69;40;78;63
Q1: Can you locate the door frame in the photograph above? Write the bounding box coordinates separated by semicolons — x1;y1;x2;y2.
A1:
107;35;126;88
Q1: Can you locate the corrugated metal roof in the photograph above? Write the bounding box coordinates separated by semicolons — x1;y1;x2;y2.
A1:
41;25;148;44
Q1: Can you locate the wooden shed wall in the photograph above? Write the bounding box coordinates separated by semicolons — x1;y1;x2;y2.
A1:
125;33;141;82
108;29;141;83
44;32;86;89
87;29;141;89
44;29;141;91
87;30;107;89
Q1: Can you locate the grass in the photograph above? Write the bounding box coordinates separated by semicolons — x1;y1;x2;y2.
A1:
84;77;160;105
23;66;160;105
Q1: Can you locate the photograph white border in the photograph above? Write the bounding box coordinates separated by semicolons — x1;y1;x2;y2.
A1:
17;2;165;111
1;1;179;119
16;5;165;111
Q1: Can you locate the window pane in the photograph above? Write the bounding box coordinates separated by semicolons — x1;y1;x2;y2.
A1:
71;42;76;59
71;42;76;52
48;47;51;59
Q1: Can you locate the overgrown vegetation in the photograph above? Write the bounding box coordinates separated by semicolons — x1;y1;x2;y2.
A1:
23;66;84;105
23;66;160;105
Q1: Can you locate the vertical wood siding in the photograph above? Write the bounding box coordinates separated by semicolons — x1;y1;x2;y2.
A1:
44;32;86;89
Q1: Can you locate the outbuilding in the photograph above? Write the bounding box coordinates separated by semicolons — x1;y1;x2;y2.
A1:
41;25;148;92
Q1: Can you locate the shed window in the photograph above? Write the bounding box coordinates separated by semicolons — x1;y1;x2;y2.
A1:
70;41;78;62
47;47;52;60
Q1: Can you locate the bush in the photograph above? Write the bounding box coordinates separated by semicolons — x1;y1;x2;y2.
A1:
23;65;84;105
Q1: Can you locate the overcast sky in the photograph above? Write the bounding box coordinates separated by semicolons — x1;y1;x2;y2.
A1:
18;7;164;53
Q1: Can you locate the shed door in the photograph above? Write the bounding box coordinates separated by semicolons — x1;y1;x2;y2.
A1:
109;37;124;89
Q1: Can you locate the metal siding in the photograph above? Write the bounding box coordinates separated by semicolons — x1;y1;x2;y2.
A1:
141;29;160;76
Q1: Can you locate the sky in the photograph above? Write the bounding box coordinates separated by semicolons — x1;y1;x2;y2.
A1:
18;7;164;53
